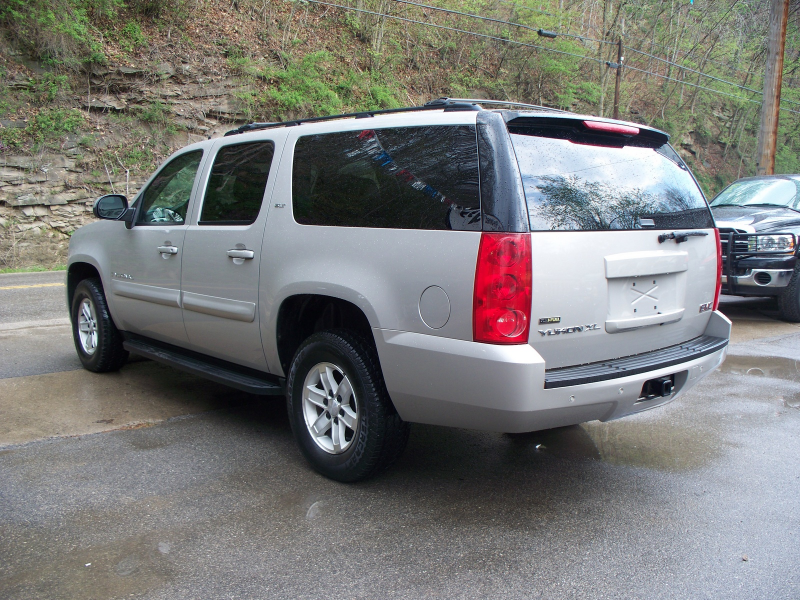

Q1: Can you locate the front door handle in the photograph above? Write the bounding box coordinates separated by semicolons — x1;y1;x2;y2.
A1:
157;245;178;255
227;249;255;260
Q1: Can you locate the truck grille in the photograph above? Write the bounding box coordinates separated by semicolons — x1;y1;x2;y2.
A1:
718;227;749;258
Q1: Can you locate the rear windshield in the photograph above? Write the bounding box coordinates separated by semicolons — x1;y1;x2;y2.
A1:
509;127;713;231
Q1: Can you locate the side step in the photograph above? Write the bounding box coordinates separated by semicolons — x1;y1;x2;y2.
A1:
123;337;285;396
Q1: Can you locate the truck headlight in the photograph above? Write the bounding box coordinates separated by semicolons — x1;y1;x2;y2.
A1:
747;234;796;253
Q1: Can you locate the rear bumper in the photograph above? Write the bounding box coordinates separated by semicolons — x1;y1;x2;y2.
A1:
375;311;731;433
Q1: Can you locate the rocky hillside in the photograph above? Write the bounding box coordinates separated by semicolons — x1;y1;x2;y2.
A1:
1;0;797;270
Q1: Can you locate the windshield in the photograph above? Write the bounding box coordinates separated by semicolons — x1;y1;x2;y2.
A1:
710;178;800;209
509;128;713;231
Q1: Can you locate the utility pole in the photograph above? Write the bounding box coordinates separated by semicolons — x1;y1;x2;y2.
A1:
613;37;623;120
756;0;790;176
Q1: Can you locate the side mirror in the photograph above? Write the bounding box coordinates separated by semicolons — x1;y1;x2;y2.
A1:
93;194;128;220
121;207;136;229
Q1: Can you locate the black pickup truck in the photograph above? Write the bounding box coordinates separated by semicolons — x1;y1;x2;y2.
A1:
710;175;800;322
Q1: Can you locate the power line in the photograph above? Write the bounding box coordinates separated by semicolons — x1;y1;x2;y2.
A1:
306;0;608;64
390;0;614;45
626;46;800;106
305;0;800;115
389;0;800;107
624;64;800;115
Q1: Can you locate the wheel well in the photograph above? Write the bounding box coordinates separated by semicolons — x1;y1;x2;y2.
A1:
67;262;100;309
276;295;374;374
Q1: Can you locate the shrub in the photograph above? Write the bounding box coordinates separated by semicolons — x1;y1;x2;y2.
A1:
118;21;146;52
0;0;119;67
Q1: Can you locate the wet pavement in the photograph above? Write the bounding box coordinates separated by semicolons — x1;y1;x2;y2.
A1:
1;275;799;599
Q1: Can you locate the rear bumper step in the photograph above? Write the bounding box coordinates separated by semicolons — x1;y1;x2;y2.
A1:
544;334;728;389
123;336;285;396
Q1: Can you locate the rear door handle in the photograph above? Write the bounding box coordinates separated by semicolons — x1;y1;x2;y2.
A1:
157;245;178;255
227;249;255;260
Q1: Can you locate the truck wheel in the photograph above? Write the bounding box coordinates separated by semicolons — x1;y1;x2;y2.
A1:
286;330;409;482
777;265;800;323
71;278;129;372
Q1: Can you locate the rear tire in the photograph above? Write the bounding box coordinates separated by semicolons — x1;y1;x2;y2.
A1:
71;277;129;372
286;330;409;482
777;265;800;323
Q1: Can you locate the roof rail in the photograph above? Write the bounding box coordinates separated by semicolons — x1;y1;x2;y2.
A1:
426;97;566;113
223;99;481;136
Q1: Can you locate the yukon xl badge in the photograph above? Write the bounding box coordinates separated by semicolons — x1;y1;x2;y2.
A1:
538;323;600;336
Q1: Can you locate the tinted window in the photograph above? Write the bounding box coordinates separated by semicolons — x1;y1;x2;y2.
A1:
138;151;203;224
200;141;275;225
509;128;713;231
292;126;480;230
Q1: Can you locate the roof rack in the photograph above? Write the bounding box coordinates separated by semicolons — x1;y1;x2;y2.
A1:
223;97;565;136
223;99;481;136
424;97;566;113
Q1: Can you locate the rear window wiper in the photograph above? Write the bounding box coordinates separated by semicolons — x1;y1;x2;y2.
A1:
658;231;709;244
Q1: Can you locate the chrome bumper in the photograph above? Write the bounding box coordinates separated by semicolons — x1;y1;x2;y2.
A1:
722;269;793;289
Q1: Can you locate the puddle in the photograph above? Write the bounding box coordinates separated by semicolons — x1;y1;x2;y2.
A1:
718;355;800;406
0;533;175;600
719;355;800;381
581;420;720;471
503;421;719;472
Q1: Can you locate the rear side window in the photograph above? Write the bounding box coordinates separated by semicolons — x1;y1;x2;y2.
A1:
292;126;480;230
200;141;275;225
509;128;713;231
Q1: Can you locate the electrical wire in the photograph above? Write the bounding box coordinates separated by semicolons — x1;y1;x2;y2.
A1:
624;64;800;115
305;0;800;115
305;0;608;64
389;0;800;107
390;0;614;45
626;46;800;106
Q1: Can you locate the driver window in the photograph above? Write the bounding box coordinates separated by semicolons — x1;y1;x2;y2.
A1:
137;150;203;224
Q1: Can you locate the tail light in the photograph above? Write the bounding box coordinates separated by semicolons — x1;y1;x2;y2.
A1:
473;233;532;344
713;228;722;311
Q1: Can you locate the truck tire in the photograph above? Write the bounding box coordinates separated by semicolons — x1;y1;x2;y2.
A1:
777;265;800;323
286;329;410;482
71;277;129;372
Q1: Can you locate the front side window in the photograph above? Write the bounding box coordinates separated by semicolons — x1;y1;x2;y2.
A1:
200;141;275;225
137;151;203;224
509;127;713;231
292;125;480;230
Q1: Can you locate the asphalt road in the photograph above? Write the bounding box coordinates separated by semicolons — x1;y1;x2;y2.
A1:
1;272;799;599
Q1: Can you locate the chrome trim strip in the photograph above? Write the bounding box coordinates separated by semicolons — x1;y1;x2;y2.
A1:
605;307;685;333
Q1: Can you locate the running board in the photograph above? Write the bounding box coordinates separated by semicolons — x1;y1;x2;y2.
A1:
123;337;285;396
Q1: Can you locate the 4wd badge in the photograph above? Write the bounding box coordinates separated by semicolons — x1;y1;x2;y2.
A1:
538;316;561;325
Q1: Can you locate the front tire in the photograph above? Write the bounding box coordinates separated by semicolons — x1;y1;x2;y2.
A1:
777;265;800;322
71;278;128;372
286;330;409;482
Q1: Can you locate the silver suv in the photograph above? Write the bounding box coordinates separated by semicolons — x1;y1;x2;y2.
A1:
67;98;731;481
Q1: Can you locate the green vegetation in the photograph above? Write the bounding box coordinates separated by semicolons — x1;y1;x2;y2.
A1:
1;0;798;199
0;108;85;149
0;265;67;274
117;20;146;52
